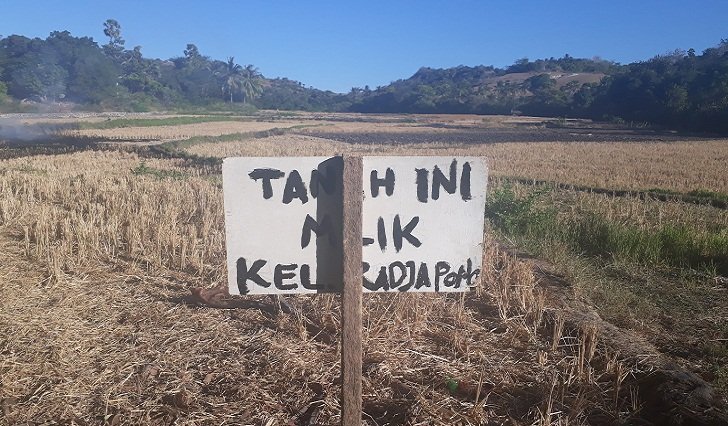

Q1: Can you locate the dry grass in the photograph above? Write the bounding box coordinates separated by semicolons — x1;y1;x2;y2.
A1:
0;152;224;278
64;120;318;141
185;134;352;157
186;134;728;194
0;112;184;125
2;113;725;424
271;112;541;128
476;140;728;194
0;149;643;424
45;112;502;144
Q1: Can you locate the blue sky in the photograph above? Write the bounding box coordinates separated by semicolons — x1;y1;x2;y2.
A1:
1;1;726;93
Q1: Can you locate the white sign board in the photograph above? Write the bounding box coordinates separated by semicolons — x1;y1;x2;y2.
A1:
362;157;487;292
223;156;487;295
223;157;343;295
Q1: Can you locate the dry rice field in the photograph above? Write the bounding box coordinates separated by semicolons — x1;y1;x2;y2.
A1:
69;120;315;141
185;133;728;194
1;113;726;425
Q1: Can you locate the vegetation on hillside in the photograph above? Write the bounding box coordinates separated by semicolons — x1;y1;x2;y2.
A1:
349;43;728;134
1;20;727;132
348;62;608;115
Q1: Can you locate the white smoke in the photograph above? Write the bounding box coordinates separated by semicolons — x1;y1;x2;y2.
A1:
0;117;67;142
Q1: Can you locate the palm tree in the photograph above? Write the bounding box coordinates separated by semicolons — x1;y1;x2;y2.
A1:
221;57;242;103
239;64;263;104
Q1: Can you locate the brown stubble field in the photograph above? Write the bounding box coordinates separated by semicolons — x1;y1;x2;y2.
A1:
1;112;727;425
185;134;728;194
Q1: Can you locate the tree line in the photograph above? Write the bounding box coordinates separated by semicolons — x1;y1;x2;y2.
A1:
0;19;269;111
1;20;726;133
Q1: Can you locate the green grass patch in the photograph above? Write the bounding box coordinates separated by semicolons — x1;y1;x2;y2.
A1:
486;185;728;275
131;162;186;180
171;102;259;116
569;214;728;274
485;185;556;237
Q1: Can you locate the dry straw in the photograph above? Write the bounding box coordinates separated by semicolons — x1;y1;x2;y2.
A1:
3;125;723;424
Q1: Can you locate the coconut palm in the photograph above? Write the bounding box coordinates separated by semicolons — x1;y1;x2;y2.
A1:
239;64;263;104
221;57;242;103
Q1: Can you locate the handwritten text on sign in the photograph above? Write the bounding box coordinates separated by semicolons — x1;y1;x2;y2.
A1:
222;156;487;295
362;157;487;292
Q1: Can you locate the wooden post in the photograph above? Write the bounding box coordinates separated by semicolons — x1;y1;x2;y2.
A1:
341;156;363;425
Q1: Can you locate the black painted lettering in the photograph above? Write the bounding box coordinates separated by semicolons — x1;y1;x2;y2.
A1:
414;262;431;289
398;261;417;292
444;270;460;288
432;159;457;200
282;170;309;204
415;168;429;203
374;266;389;291
434;261;450;291
393;215;422;252
370;168;395;197
460;161;472;201
236;258;270;294
361;260;479;293
388;261;407;290
363;262;378;291
301;214;334;249
377;217;387;251
464;258;480;285
274;263;298;290
248;168;284;199
362;237;375;247
471;269;481;285
300;264;318;290
454;258;480;287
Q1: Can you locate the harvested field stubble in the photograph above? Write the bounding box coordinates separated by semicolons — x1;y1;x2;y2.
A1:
188;133;728;194
63;120;319;141
0;149;657;424
475;140;728;194
2;113;727;424
0;152;224;278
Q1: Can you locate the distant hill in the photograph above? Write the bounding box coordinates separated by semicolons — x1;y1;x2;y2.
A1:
255;78;350;112
348;60;613;115
346;44;728;134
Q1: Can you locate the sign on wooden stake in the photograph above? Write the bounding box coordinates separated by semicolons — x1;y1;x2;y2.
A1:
222;155;487;425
